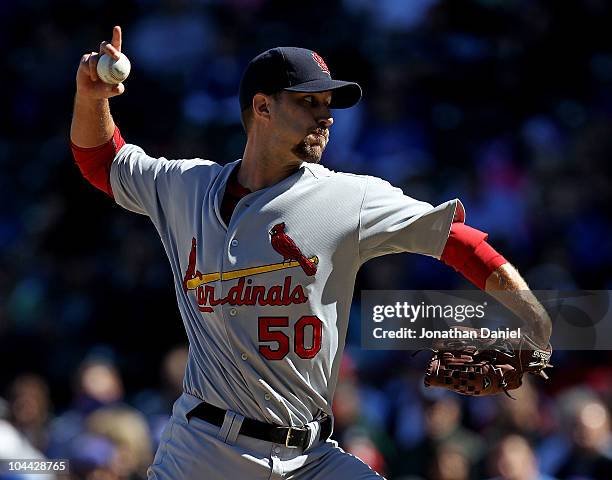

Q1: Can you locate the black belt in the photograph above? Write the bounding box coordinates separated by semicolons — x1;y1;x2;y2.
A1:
186;402;333;450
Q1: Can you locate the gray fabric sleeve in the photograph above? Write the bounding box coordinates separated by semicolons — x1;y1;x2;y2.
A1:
358;176;465;264
109;144;218;222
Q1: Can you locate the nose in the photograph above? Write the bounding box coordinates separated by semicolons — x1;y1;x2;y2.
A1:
318;115;333;129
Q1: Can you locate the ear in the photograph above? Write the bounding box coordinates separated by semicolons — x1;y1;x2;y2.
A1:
252;93;272;121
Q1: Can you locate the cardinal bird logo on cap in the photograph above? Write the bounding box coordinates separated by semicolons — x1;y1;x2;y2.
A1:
312;52;331;76
269;223;318;276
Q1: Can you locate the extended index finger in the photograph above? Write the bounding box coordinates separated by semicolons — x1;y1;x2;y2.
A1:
111;25;122;52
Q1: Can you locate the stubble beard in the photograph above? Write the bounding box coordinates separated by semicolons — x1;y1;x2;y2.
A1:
292;131;329;163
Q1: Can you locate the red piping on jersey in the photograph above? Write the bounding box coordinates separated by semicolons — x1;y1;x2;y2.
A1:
70;126;126;197
440;222;507;290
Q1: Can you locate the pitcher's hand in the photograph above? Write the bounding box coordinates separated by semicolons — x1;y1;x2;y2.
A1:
75;26;125;100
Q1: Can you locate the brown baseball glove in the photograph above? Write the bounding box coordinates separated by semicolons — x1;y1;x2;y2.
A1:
422;326;552;397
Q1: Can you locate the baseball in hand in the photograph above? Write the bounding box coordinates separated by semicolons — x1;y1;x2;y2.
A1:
96;52;131;84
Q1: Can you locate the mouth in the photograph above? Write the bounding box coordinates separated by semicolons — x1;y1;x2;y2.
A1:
308;131;328;145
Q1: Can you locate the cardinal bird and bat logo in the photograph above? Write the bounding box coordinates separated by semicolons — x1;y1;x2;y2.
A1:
269;222;318;276
182;223;318;313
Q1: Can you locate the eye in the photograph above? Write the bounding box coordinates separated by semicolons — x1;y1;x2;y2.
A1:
303;96;314;104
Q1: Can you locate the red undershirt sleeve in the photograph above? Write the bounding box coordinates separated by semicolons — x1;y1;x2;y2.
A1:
70;126;126;198
440;222;508;290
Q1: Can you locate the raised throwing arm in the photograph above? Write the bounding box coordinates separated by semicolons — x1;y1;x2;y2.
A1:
70;26;124;147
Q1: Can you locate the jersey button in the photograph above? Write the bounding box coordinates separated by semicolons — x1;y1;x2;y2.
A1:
241;353;248;361
273;446;281;454
264;393;271;401
229;308;237;316
231;239;239;247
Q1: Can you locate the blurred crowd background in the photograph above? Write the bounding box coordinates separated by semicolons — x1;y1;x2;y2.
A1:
1;0;612;479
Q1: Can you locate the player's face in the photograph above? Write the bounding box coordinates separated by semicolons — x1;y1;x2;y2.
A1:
271;91;333;163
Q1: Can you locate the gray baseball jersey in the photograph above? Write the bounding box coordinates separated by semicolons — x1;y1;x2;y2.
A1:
110;144;464;428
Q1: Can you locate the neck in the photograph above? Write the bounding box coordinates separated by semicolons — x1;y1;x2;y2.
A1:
238;136;302;191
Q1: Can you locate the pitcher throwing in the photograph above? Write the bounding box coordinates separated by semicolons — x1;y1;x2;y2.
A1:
70;26;552;479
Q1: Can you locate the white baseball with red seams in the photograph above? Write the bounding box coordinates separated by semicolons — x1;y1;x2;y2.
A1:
96;52;131;84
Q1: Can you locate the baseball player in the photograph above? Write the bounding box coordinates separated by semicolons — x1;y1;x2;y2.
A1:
70;26;552;479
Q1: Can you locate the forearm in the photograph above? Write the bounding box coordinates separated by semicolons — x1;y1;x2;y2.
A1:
485;263;552;346
70;95;115;148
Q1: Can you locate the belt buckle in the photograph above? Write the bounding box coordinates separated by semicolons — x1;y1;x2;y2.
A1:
285;427;298;448
285;426;308;449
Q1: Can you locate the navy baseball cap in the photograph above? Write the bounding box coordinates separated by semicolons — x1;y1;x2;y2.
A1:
239;47;362;111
